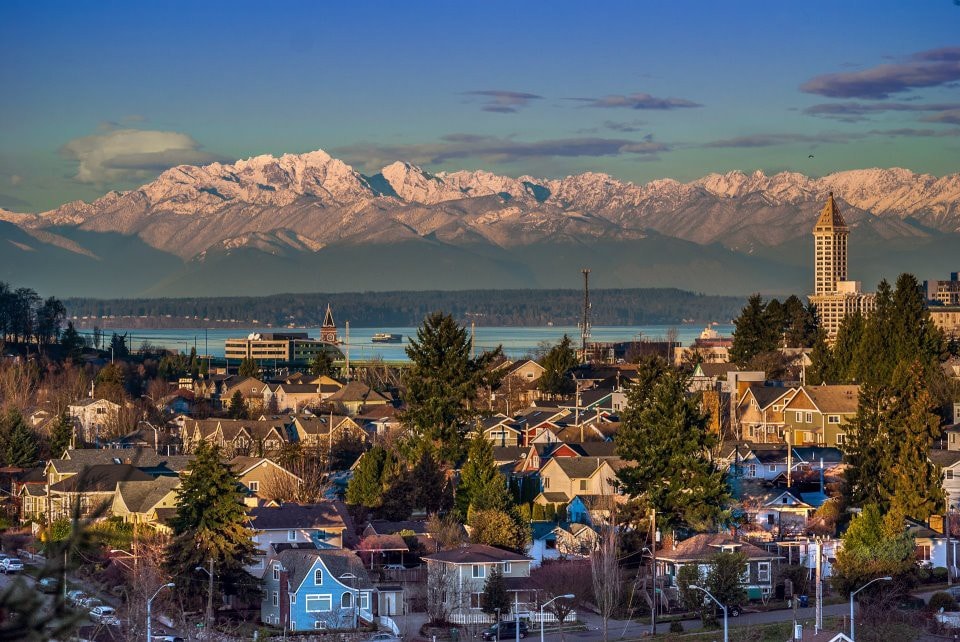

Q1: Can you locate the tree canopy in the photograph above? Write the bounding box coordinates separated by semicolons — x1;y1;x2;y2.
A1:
538;334;578;395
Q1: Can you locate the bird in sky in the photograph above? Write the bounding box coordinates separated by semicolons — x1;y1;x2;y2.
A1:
808;155;815;158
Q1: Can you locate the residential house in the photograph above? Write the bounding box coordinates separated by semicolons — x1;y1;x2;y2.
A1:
326;382;390;416
48;464;154;520
271;383;323;413
566;494;621;526
248;502;352;572
478;415;523;448
535;456;622;502
732;481;816;540
111;475;180;530
783;385;859;447
157;389;195;415
230;456;303;500
68;398;121;444
422;544;540;624
261;548;374;631
16;466;47;522
221;376;268;411
529;522;598;566
291;415;367;451
657;533;781;600
931;448;960;503
182;418;293;456
736;385;798;443
355;405;401;440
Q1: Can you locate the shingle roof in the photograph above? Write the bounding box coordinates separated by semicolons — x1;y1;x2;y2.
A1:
553;457;617;479
538;492;569;503
249;502;348;531
929;449;960;468
273;548;374;593
422;544;530;564
359;534;409;552
327;382;389;404
745;385;797;409
115;476;180;513
49;464;153;493
801;385;859;414
657;533;781;562
364;519;429;535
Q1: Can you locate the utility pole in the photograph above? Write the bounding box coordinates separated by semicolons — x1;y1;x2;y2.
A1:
471;321;475;359
948;491;953;586
650;508;657;637
580;269;591;364
206;559;215;633
814;539;823;634
345;321;350;381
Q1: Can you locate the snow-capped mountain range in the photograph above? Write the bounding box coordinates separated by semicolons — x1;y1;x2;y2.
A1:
2;150;959;297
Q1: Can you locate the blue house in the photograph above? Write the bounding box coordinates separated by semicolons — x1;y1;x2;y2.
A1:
261;547;375;632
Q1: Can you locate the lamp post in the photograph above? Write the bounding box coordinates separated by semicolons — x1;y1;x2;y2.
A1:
195;561;215;633
849;576;892;641
109;548;137;574
690;586;727;642
147;583;175;642
540;594;574;642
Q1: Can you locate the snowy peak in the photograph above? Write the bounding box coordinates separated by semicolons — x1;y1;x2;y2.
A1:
379;161;467;204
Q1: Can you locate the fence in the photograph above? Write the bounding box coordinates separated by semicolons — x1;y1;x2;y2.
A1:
447;606;577;626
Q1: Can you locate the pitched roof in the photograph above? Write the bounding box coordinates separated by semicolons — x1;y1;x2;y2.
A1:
52;448;181;475
929;449;960;468
814;192;848;231
744;385;797;409
658;533;781;562
552;457;617;479
249;502;348;531
359;533;409;552
272;548;373;593
697;363;737;379
115;476;180;513
49;464;153;493
800;385;859;414
326;381;389;404
422;544;530;564
364;519;430;535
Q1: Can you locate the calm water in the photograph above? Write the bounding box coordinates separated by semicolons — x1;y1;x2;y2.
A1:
84;325;734;361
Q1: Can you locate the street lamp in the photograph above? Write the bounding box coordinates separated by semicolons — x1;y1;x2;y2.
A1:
690;586;727;642
849;576;892;641
540;594;575;642
147;583;175;642
109;549;137;573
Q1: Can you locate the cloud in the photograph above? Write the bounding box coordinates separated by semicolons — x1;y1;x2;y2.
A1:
804;100;960;121
921;109;960;125
702;132;863;148
577;92;702;110
335;134;670;171
603;119;647;132
60;129;224;183
800;47;960;98
463;90;543;114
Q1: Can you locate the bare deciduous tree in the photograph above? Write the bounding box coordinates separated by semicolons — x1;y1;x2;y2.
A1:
590;526;621;642
531;560;592;641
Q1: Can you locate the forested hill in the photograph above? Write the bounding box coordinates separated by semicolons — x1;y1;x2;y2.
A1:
64;288;744;328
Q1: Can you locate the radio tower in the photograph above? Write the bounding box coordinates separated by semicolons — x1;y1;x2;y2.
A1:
580;268;591;363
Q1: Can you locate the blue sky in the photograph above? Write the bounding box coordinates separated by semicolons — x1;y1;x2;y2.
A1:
2;0;959;210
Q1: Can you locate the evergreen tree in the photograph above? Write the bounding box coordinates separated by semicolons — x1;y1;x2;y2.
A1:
345;446;389;508
730;294;779;366
467;507;529;551
309;351;334;377
629;355;669;408
481;567;510;619
59;321;85;361
378;467;416;521
227;390;248;420
538;335;579;395
842;383;888;509
783;296;818;348
616;370;729;531
456;433;510;519
830;504;915;596
108;332;129;360
330;431;366;471
94;363;127;404
48;412;74;458
4;410;39;468
401;312;501;463
827;312;866;384
164;442;259;603
238;357;260;378
806;329;833;385
409;450;453;515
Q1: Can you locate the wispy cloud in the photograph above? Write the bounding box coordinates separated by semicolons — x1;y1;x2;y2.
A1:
60;129;224;183
335;134;670;171
463;90;543;114
921;109;960;125
575;92;702;110
804;100;960;121
603;119;647;132
867;127;960;137
801;47;960;99
702;132;863;148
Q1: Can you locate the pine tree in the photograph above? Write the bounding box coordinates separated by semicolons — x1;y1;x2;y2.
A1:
730;294;778;366
4;410;39;468
829;312;866;383
346;446;388;508
227;390;248;420
409;450;453;515
538;335;578;395
164;441;259;604
238;357;260;378
616;370;729;530
401;312;501;464
48;412;74;458
60;321;85;361
481;567;510;619
842;383;888;509
831;504;915;595
456;433;510;519
310;351;334;377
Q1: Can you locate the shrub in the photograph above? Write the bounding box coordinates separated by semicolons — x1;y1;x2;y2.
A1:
928;592;958;613
931;567;949;583
669;621;683;633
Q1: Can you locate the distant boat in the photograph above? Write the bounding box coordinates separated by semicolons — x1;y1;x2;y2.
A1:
371;333;403;343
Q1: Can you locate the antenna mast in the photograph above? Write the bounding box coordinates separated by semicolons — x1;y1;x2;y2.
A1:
580;268;591;363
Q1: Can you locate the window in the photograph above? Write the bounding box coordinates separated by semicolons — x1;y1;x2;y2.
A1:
758;562;769;585
273;564;281;580
314;569;323;585
470;593;483;609
768;465;776;472
543;478;550;489
916;545;932;562
291;594;297;604
836;434;846;446
342;592;353;608
741;564;751;583
472;564;486;579
289;530;297;541
827;415;841;424
748;464;757;477
503;561;512;574
795;411;803;422
272;591;279;607
579;479;587;491
948;470;955;480
305;594;332;612
767;514;775;525
805;412;813;423
360;592;369;610
249;481;259;492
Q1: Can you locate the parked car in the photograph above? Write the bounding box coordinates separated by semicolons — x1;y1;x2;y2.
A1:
365;633;402;642
481;621;528;640
38;577;60;593
0;557;23;573
66;590;87;605
898;595;926;611
713;604;742;618
89;605;120;625
152;635;186;642
79;596;103;610
382;564;406;571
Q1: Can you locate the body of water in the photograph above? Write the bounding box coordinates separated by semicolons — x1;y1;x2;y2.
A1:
81;324;734;362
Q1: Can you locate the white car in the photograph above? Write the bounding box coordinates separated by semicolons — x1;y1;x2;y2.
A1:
0;556;23;573
89;605;120;626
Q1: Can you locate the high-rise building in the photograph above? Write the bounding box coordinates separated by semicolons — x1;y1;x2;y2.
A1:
808;193;875;338
924;272;960;306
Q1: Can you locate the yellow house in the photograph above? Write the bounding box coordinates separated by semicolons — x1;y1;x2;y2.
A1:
111;476;181;531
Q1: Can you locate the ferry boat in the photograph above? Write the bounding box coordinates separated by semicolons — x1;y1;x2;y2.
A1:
371;332;403;343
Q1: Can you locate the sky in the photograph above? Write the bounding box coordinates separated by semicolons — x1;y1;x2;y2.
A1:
2;0;960;211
